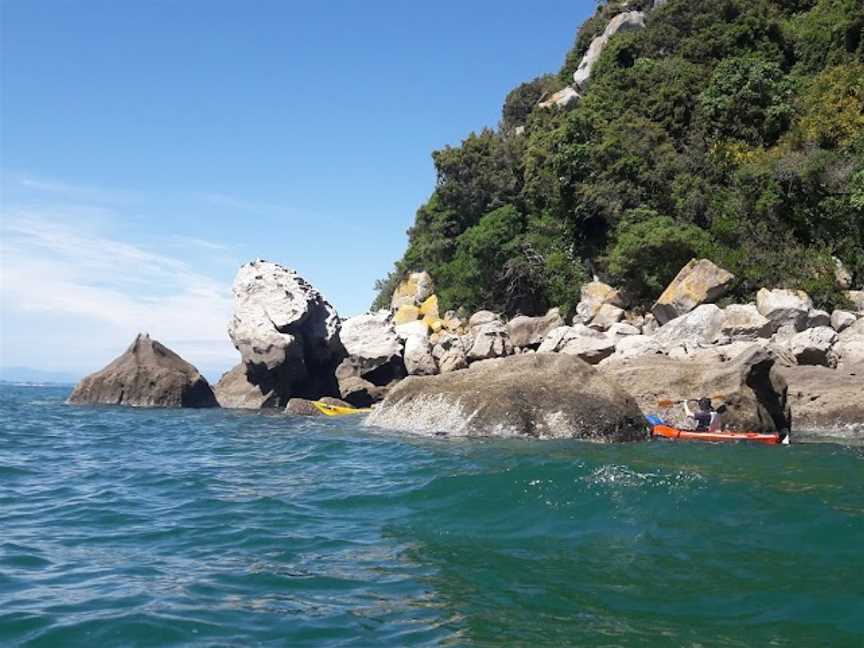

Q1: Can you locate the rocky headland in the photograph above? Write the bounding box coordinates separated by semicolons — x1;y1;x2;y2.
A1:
69;256;863;444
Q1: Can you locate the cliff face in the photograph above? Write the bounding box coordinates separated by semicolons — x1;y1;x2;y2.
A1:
374;0;864;318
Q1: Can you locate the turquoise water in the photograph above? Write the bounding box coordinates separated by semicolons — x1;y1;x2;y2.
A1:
1;385;862;647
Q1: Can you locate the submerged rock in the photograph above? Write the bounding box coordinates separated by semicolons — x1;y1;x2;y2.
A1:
367;353;646;441
69;334;218;408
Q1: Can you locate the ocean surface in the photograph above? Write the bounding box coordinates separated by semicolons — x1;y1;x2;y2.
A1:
1;384;862;647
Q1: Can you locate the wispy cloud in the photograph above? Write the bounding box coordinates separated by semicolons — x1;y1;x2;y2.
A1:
0;207;238;373
10;173;135;204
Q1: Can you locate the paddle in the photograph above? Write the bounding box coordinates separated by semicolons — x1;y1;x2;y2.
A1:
657;396;724;408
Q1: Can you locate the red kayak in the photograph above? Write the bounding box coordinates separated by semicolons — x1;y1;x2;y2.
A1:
651;423;783;445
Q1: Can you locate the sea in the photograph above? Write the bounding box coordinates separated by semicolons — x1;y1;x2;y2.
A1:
1;383;862;647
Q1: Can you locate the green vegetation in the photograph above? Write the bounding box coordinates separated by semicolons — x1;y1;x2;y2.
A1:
374;0;864;315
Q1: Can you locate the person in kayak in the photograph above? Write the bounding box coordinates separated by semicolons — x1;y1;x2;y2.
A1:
683;397;721;432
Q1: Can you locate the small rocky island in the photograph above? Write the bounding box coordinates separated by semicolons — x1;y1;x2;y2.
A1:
69;257;864;444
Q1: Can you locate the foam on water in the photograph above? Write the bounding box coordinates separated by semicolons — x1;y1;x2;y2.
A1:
2;384;863;646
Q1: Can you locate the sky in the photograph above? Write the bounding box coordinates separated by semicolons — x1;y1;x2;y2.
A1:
0;0;596;381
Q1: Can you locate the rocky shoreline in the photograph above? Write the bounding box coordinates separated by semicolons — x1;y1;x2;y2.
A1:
69;257;863;444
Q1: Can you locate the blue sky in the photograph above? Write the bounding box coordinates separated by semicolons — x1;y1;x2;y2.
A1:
0;0;595;380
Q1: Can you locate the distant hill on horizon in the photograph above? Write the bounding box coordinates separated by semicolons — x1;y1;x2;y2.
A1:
0;366;80;385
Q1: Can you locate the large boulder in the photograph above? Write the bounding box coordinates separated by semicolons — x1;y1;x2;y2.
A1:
507;308;565;348
285;396;352;417
390;271;434;310
336;311;405;403
756;288;813;332
404;335;438;376
68;334;218;408
574;281;624;324
572;11;646;89
652;304;726;350
227;260;342;406
537;325;617;364
830;333;864;368
777;364;864;443
652;259;735;325
432;333;469;374
467;321;513;361
846;290;864;315
602;347;791;433
588;304;625;331
214;363;279;408
468;310;501;331
788;326;838;366
720;304;773;340
830;310;857;333
366;353;647;441
611;334;663;360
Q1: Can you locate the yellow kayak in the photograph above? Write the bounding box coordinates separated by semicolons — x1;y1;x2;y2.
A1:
311;401;371;417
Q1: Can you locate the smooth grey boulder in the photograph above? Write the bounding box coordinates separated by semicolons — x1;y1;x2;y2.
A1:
778;364;864;443
285;396;352;417
652;258;735;325
602;347;791;433
830;334;864;367
468;310;501;332
367;353;647;441
432;333;469;374
830;310;857;333
507;308;564;348
227;260;343;406
756;288;813;332
608;322;640;337
805;309;831;329
611;334;663;360
789;326;838;366
537;325;616;364
468;321;513;361
69;334;218;408
572;11;646;89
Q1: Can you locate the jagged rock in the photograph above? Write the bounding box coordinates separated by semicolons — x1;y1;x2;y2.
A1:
367;353;647;441
395;319;429;340
652;304;726;349
227;260;342;406
390;271;434;310
756;288;813;332
831;310;857;333
588;304;625;331
652;259;735;325
789;326;838;366
537;86;580;109
468;321;513;361
442;311;463;333
573;11;647;89
507;308;565;348
720;304;774;340
602;347;791;433
834;257;852;290
846;290;864;315
468;310;501;331
806;309;831;329
337;311;405;398
777;364;864;443
574;281;624;324
404;335;438;376
69;334;218;408
432;333;469;373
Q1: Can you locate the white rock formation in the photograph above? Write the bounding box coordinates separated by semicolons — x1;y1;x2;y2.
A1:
572;11;646;89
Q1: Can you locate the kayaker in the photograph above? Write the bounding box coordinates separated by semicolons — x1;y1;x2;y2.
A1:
683;397;721;433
